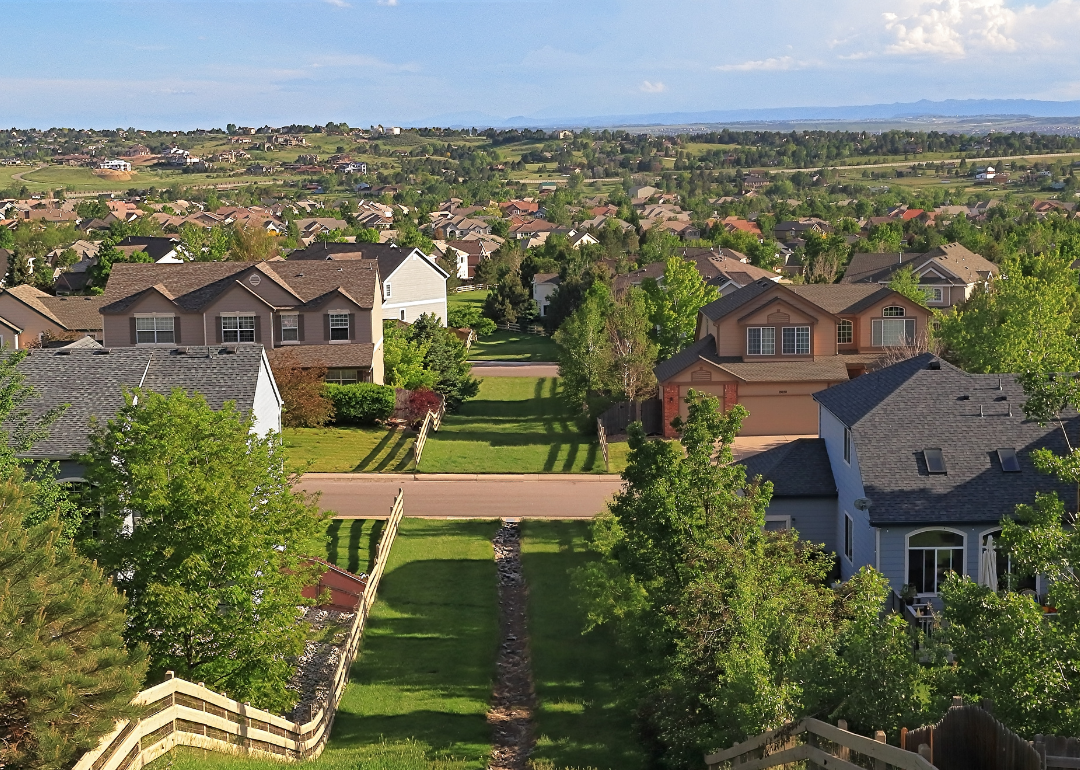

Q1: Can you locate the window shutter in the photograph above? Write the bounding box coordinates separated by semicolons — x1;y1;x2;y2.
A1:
254;315;262;343
215;316;223;344
323;314;331;341
273;314;282;344
348;313;355;340
298;314;305;341
129;317;137;345
173;316;181;344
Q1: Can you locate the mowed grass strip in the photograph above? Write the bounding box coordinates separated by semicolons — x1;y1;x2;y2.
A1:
468;329;559;362
284;426;415;473
149;518;501;770
418;377;609;474
521;521;644;770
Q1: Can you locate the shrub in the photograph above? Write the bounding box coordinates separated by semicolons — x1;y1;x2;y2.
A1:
473;316;496;336
407;388;443;426
325;383;396;426
447;305;481;329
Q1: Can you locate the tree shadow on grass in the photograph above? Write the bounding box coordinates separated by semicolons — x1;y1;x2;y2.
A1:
373;431;413;473
326;519;343;568
353;428;396;471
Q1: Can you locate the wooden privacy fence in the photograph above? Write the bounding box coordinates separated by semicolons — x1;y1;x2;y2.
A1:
597;398;662;436
705;717;937;770
1034;734;1080;769
72;490;407;770
597;418;609;472
903;699;1041;770
412;402;445;466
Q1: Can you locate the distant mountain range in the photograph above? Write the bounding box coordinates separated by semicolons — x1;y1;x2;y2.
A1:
414;99;1080;130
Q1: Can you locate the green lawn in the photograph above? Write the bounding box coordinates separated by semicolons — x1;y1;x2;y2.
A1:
448;289;488;314
325;519;384;574
283;426;415;473
419;377;611;474
150;519;501;770
522;521;644;770
468;329;560;362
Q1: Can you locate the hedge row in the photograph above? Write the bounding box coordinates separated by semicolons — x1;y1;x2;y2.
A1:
324;383;396;426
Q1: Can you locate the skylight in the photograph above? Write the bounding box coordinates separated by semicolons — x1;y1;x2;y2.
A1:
924;448;946;474
997;448;1021;473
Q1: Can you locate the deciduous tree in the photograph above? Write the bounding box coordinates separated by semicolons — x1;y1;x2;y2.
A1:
643;256;719;359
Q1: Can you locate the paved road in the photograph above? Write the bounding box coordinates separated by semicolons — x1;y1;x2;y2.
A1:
469;361;559;377
300;473;623;519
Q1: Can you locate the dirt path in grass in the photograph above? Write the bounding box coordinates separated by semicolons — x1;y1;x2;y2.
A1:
488;520;536;770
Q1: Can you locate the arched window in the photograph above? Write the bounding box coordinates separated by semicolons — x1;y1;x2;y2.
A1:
882;306;906;317
980;530;1036;593
837;319;853;344
907;529;964;595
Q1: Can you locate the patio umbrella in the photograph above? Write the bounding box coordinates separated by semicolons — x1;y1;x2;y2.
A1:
981;535;999;592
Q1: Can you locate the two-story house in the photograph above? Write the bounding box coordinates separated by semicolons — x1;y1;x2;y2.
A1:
0;285;106;348
654;279;932;436
99;260;384;384
744;354;1072;604
840;242;998;309
287;241;449;324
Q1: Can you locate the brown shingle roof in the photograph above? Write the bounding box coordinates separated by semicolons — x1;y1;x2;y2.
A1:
101;261;378;314
785;284;891;315
4;285;105;330
266;344;374;369
841;243;998;286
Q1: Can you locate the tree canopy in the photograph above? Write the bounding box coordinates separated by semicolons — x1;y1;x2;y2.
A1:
643;256;719;359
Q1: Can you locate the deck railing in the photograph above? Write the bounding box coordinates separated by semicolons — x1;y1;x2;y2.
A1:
71;490;407;770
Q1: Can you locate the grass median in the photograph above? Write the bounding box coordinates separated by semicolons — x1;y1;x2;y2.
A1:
418;377;613;474
149;518;502;770
522;520;644;770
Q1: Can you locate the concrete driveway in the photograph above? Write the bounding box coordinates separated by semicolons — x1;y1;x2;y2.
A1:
300;473;623;519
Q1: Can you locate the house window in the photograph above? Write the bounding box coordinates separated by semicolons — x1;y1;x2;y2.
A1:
882;306;906;317
782;325;810;355
136;315;175;344
837;319;853;345
326;368;359;385
329;313;350;341
747;326;775;355
907;529;965;595
765;515;791;532
871;318;916;347
384;282;392;300
844;513;854;562
280;314;299;342
923;286;944;303
843;427;851;464
222;315;255;343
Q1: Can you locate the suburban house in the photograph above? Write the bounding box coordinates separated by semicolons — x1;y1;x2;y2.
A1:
773;218;831;242
654;279;933;436
287;241;448;324
98;260;384;384
13;344;282;481
533;273;561;317
745;354;1070;604
840;243;998;309
116;236;186;264
613;248;780;297
433;215;491;240
443;239;495;280
0;285;106;348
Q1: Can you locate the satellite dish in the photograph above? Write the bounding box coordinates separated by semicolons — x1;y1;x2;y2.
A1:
854;498;871;511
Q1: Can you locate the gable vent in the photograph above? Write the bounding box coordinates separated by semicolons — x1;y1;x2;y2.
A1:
691;369;712;382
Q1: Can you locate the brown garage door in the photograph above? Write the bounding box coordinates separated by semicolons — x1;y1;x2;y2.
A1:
736;395;819;436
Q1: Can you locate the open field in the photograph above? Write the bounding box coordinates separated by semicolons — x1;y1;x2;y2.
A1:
419;377;612;474
149;518;502;770
283;426;415;473
522;521;644;770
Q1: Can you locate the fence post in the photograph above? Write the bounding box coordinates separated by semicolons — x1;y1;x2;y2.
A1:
597;418;609;472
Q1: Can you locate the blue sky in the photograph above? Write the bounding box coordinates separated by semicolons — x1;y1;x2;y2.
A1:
3;0;1080;129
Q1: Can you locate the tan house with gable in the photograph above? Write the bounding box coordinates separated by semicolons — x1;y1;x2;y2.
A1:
840;242;997;309
0;285;106;348
99;260;384;384
655;280;932;437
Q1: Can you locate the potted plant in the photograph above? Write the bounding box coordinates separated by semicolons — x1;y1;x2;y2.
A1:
900;584;918;605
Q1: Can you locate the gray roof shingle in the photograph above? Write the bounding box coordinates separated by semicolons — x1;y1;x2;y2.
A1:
14;345;266;459
740;438;837;497
814;353;1077;525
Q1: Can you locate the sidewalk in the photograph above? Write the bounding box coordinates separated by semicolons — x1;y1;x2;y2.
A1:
469;361;559;377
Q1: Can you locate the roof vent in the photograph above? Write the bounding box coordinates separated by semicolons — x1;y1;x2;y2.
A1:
55;349;71;355
95;348;111;354
176;346;189;354
927;360;941;370
223;344;238;354
959;394;969;401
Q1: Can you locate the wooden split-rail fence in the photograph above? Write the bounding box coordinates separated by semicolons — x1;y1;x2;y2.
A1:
412;401;446;466
707;697;1080;770
72;490;407;770
596;418;610;472
495;320;549;336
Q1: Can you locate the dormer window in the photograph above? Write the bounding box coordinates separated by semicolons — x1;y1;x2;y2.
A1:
747;327;775;356
782;326;810;355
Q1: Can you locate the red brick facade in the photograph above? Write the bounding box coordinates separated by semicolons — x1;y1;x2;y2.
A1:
663;383;680;438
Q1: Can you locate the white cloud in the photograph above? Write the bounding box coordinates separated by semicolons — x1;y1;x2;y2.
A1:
323;0;351;7
639;80;666;93
713;55;802;72
377;0;398;5
308;54;419;72
882;0;1017;57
